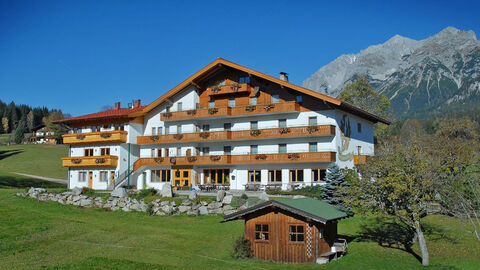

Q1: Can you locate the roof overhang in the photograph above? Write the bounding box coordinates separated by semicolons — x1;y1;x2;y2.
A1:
223;200;350;224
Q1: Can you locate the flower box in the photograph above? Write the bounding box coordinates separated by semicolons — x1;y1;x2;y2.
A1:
279;128;290;134
100;133;112;139
250;130;261;136
95;158;106;164
209;155;221;161
288;153;300;160
154;157;164;163
255;154;267;160
199;132;210;139
72;158;82;164
187;156;197;162
173;134;183;140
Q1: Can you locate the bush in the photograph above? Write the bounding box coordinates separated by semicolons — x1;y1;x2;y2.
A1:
146;203;155;216
232;236;252;259
240;193;248;200
134;188;157;200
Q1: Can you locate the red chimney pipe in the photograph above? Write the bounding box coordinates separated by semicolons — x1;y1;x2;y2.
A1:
114;102;121;109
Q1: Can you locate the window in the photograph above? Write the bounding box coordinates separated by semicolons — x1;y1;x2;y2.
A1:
84;148;94;156
268;170;282;182
250;121;258;130
279;119;286;128
289;225;305;242
166;106;171;113
228;99;236;107
209;101;215;108
165;126;169;135
202;147;209;156
289;169;304;182
152;127;157;135
158;127;163;135
177;125;182;134
99;171;108;182
248;170;261;182
224;123;231;131
296;95;303;103
357;146;362;155
151;149;155;157
357;122;362;133
202;124;210;132
176;147;181;156
224;146;231;155
78;171;87;182
272;94;279;104
110;171;115;184
151;169;171;183
312;169;327;182
239;76;250;84
204;169;230;185
250;97;257;105
100;147;110;156
309;142;317;152
251;145;258;155
255;224;269;241
177;102;182;111
157;148;162;157
279;144;287;153
308;116;317;126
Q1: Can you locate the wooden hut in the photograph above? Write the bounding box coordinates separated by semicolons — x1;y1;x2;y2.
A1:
223;198;351;263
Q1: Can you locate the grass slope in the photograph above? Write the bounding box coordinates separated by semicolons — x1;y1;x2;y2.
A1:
1;189;479;270
0;144;67;179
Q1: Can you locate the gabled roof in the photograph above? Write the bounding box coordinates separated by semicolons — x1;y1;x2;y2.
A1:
54;106;145;124
223;198;351;224
133;58;390;125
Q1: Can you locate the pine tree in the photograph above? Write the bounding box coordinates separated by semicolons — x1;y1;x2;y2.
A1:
322;164;351;214
13;120;26;144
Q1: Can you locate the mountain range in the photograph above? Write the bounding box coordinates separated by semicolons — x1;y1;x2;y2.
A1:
303;26;480;118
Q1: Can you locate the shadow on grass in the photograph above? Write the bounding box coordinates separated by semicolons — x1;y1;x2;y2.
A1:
0;149;23;160
0;174;66;188
355;217;422;263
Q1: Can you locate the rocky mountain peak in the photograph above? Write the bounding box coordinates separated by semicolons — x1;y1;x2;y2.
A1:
303;27;480;117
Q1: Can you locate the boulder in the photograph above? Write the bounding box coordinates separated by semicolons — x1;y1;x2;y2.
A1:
223;205;234;211
201;201;208;206
71;187;82;196
161;205;173;215
160;200;169;206
188;190;198;200
161;183;173;197
259;192;269;201
178;205;190;213
224;210;237;216
111;187;128;198
198;206;208;215
216;190;226;202
79;199;93;207
181;199;192;206
222;194;233;205
187;209;199;216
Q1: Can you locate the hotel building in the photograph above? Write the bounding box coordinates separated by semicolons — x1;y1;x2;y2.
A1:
56;58;389;191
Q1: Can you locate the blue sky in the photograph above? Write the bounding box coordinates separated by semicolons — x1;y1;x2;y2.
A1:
1;0;479;116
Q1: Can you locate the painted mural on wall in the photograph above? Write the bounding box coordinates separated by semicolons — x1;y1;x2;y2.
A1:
338;114;354;161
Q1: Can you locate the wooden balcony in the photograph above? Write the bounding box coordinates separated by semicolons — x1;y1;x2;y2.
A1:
133;155;232;171
133;152;336;170
62;130;128;145
137;125;335;144
353;155;368;165
160;102;300;121
207;80;252;96
61;155;118;168
230;152;336;165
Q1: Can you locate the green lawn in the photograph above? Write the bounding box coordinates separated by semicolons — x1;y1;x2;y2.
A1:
1;189;479;270
0;144;68;179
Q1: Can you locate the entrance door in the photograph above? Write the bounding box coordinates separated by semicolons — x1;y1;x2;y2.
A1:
110;171;115;185
88;171;93;189
173;169;191;190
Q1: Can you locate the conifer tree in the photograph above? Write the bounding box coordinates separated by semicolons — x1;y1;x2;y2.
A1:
322;164;351;214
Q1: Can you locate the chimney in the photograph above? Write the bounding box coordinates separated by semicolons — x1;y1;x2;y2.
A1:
133;99;141;108
114;102;121;110
279;72;289;82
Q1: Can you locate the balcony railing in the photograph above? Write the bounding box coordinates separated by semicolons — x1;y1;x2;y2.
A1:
207;80;252;96
160;102;300;121
61;155;118;167
137;125;335;144
133;151;336;171
353;155;368;165
62;130;128;145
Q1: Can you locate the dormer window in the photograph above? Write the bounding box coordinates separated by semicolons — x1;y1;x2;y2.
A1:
209;101;215;108
296;95;303;103
239;77;251;84
177;102;183;112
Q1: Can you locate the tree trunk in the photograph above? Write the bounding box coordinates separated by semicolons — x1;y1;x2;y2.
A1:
414;220;429;266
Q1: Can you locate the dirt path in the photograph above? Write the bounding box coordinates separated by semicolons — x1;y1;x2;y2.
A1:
13;172;67;185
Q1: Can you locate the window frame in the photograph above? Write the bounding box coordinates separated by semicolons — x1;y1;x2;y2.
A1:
248;170;261;183
289;224;305;243
309;142;317;152
249;97;257;105
268;170;282;183
228;99;236;107
100;147;110;156
312;168;327;182
254;223;270;242
279;143;287;154
271;94;279;104
289;169;304;182
357;122;362;133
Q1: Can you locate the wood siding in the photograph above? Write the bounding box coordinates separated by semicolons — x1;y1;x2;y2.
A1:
63;130;128;145
61;155;118;168
244;208;335;263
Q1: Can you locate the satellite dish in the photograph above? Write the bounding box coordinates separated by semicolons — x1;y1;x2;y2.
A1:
253;86;260;95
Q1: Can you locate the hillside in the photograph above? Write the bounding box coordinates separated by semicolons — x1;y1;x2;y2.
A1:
303;27;480;118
